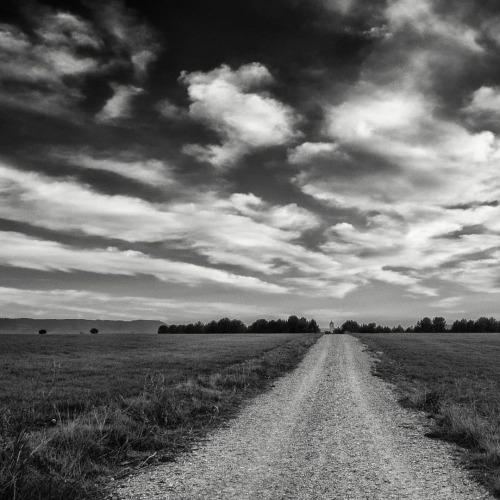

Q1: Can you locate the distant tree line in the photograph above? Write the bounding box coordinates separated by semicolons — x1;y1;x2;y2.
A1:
450;317;500;333
408;316;447;333
248;316;319;333
339;320;404;334
158;316;320;334
407;316;500;333
341;316;500;333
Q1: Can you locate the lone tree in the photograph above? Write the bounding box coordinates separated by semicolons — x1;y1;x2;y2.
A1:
90;328;99;334
38;329;47;335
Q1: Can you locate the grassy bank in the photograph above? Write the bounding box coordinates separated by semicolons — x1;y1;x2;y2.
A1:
355;332;500;496
0;332;321;500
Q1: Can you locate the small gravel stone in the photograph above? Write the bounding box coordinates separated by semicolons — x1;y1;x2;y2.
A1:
109;335;494;500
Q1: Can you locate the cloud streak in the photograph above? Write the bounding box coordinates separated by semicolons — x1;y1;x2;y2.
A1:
50;149;175;186
0;286;300;322
0;231;287;294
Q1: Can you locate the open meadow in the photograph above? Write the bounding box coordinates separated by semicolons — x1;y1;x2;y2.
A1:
355;331;500;496
0;332;321;500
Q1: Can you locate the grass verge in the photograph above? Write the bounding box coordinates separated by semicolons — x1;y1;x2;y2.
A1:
354;332;500;497
0;332;321;500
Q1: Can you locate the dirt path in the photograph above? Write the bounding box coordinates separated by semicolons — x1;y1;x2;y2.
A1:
110;335;493;499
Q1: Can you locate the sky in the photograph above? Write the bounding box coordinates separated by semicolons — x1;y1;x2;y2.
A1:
1;0;500;327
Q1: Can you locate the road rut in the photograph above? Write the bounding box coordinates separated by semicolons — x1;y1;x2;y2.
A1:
111;334;493;500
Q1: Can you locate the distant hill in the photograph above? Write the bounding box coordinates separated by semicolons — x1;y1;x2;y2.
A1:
0;318;164;334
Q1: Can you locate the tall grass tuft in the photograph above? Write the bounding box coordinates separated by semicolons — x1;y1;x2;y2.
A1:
357;332;500;496
0;333;320;500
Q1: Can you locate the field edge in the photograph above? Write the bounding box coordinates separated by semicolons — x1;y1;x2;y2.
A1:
354;333;500;499
1;333;322;500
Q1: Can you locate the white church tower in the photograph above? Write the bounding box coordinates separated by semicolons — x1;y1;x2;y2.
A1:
329;319;334;333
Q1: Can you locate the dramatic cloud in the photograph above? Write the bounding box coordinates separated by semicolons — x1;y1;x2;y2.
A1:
3;0;500;323
0;161;358;298
180;63;300;167
0;162;318;248
0;231;287;294
289;0;500;310
0;162;184;242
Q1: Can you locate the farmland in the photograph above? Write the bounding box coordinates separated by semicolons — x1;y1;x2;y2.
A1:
355;331;500;496
0;332;321;500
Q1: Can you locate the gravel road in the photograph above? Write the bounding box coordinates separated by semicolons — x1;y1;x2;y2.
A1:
110;334;494;500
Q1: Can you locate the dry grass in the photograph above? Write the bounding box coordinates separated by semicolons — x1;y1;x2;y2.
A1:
0;332;321;500
355;331;500;497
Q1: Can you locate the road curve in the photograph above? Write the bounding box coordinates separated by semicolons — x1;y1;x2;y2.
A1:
111;335;493;500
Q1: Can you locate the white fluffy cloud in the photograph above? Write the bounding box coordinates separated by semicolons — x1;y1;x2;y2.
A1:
327;88;428;143
299;0;500;210
180;63;300;167
228;193;319;231
289;0;500;299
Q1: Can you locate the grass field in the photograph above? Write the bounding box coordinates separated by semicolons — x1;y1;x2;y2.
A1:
0;332;321;500
355;332;500;496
